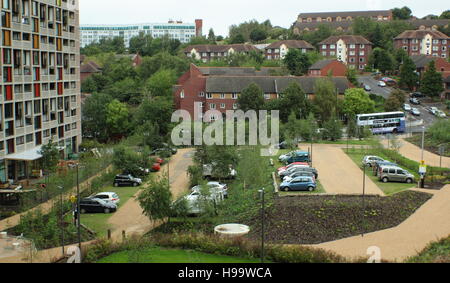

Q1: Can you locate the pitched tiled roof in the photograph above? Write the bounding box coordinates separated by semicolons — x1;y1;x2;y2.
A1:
410;55;438;69
80;61;102;73
395;30;449;39
184;44;258;53
294;21;353;31
319;35;372;45
297;10;392;19
205;76;350;94
198;67;281;76
408;19;450;29
309;59;340;70
265;40;314;50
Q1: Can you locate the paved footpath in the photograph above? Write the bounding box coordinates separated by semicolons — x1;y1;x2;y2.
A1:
380;138;450;168
300;143;385;196
312;184;450;262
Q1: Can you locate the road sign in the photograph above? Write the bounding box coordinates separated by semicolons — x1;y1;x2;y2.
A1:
70;195;77;204
419;164;427;174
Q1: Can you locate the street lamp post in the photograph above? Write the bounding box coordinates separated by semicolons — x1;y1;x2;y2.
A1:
420;127;426;189
58;185;65;256
76;164;81;253
362;164;366;237
258;188;265;263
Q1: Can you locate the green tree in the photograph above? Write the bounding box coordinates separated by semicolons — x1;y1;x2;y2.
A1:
106;99;130;138
392;7;413;20
346;68;358;86
278;82;310;122
420;61;444;98
137;176;173;223
237;83;265;112
322;114;343;141
399;56;419;90
112;145;142;176
82;92;113;142
368;48;395;74
283;49;311;76
133;96;174;137
39;138;60;175
249;28;268;43
384;89;406;112
440;10;450;19
229;33;246;44
313;78;338;122
207;28;216;43
138;52;190;79
145;69;177;97
342;88;376;117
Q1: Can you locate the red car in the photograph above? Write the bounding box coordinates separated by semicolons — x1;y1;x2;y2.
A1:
277;162;309;172
151;163;161;172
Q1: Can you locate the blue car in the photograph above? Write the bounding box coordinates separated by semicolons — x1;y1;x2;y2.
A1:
285;152;310;164
279;176;316;192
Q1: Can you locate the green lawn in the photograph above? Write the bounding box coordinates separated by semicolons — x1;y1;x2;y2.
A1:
97;247;261;263
344;149;415;196
80;185;142;237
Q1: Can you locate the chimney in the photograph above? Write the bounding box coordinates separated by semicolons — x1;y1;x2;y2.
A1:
195;19;203;37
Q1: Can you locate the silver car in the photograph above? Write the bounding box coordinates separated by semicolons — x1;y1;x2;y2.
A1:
379;166;415;184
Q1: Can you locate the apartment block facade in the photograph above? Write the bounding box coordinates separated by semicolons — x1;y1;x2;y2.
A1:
394;30;449;59
265;40;314;60
81;19;203;48
184;44;259;63
319;35;373;70
0;0;81;182
173;64;350;121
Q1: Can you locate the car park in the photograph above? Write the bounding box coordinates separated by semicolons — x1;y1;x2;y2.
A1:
280;166;318;180
379;166;415;184
80;198;118;214
403;104;412;112
113;174;142;187
378;81;386;87
362;156;386;167
279;176;317;192
90;192;120;205
411;108;421;116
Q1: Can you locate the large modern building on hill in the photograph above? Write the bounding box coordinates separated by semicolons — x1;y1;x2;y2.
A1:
173;64;350;121
184;44;259;62
0;0;81;182
319;35;373;70
80;19;203;47
394;30;449;58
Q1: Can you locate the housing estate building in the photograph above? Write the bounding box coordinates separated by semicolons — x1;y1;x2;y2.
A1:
308;59;347;77
173;64;350;121
184;44;259;62
80;19;203;47
318;35;373;70
264;40;314;60
394;30;449;59
0;0;82;182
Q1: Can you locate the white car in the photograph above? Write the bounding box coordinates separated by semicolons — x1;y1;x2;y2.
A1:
192;182;228;198
362;156;385;167
182;189;224;215
403;104;412;112
435;110;447;118
411;108;421;116
429;107;439;115
277;164;310;176
378;81;386;87
91;192;120;205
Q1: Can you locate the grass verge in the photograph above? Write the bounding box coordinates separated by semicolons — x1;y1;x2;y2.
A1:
406;235;450;263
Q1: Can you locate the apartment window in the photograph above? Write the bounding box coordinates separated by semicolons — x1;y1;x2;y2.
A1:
220;93;225;99
232;93;238;99
220;103;225;109
206;93;212;99
210;103;216;110
180;90;184;98
198;92;205;97
443;40;447;44
322;45;327;49
26;134;33;143
233;103;238;110
349;51;355;56
330;45;336;49
359;51;365;56
16;136;25;146
349;44;355;49
360;44;365;48
264;94;270;100
330;51;336;56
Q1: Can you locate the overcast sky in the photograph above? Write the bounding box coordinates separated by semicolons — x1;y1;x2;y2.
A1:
80;0;447;36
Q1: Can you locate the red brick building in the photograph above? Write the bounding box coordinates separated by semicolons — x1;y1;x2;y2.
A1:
184;44;259;62
80;61;102;83
173;64;351;121
318;35;373;70
265;40;314;60
394;30;450;59
308;59;347;77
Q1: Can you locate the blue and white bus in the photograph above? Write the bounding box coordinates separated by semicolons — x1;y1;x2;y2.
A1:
356;112;406;135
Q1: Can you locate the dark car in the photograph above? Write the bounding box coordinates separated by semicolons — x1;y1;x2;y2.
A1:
285;152;311;164
410;92;425;98
80;198;117;214
113;174;142;187
280;166;318;180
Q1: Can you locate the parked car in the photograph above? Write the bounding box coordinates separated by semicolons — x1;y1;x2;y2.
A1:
364;85;372;92
192;182;228;198
285;152;310;164
373;161;399;177
151;163;161;172
410;92;425;98
280;176;317;192
403;104;412;112
283;171;315;183
80;198;117;214
180;189;225;215
435;110;447;118
429;107;439;115
362;156;386;167
378;81;386;87
409;98;420;105
202;163;237;180
90;192;120;205
278;151;300;162
379;166;415;184
113;174;142;187
280;166;318;180
411;108;421;116
277;162;310;173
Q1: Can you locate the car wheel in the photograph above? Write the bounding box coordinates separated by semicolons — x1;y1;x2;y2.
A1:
382;177;389;183
104;208;110;214
308;187;314;192
281;187;289;192
133;182;138;187
114;182;119;187
406;178;413;184
81;209;86;214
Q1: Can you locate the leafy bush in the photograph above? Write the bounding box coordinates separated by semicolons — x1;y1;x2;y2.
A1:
428;120;450;146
